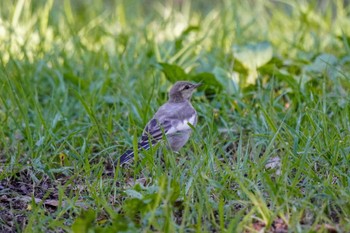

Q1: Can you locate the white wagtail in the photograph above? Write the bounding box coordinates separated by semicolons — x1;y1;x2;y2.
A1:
119;81;201;165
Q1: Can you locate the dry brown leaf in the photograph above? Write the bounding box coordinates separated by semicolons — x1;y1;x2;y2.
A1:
44;199;60;207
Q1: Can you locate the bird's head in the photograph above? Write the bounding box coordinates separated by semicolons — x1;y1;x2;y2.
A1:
169;81;201;102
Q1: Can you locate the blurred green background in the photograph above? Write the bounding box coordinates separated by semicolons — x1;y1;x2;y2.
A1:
1;0;350;232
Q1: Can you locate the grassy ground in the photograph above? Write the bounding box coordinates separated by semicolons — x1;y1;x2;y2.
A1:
1;0;350;232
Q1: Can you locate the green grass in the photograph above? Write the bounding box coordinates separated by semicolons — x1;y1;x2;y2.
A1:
1;0;350;232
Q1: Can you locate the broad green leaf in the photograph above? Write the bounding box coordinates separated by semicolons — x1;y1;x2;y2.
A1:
233;42;273;70
233;42;273;84
124;189;144;199
159;63;187;83
247;69;259;85
212;67;239;94
304;53;338;74
190;72;222;98
190;72;222;90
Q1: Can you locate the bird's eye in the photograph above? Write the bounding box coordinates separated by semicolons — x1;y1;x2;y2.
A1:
184;85;190;90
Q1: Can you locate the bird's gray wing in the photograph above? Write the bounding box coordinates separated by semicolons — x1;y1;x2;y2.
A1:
118;118;173;165
119;102;195;165
140;118;173;149
142;102;197;143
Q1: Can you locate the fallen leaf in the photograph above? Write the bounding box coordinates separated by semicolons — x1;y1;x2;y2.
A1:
44;199;59;207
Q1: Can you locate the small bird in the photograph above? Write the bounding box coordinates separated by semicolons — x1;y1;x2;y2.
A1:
119;81;201;165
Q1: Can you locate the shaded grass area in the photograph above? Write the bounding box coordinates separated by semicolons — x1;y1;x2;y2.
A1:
0;0;350;232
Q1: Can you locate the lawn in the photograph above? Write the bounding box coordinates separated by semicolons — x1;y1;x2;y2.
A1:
1;0;350;232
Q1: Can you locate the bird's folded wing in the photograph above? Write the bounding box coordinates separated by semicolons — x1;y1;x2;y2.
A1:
118;119;173;165
119;149;134;164
141;118;173;145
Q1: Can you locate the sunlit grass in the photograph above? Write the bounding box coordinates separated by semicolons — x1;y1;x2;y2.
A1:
1;0;350;232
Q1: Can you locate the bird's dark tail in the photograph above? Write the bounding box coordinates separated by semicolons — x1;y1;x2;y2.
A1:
118;140;153;165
